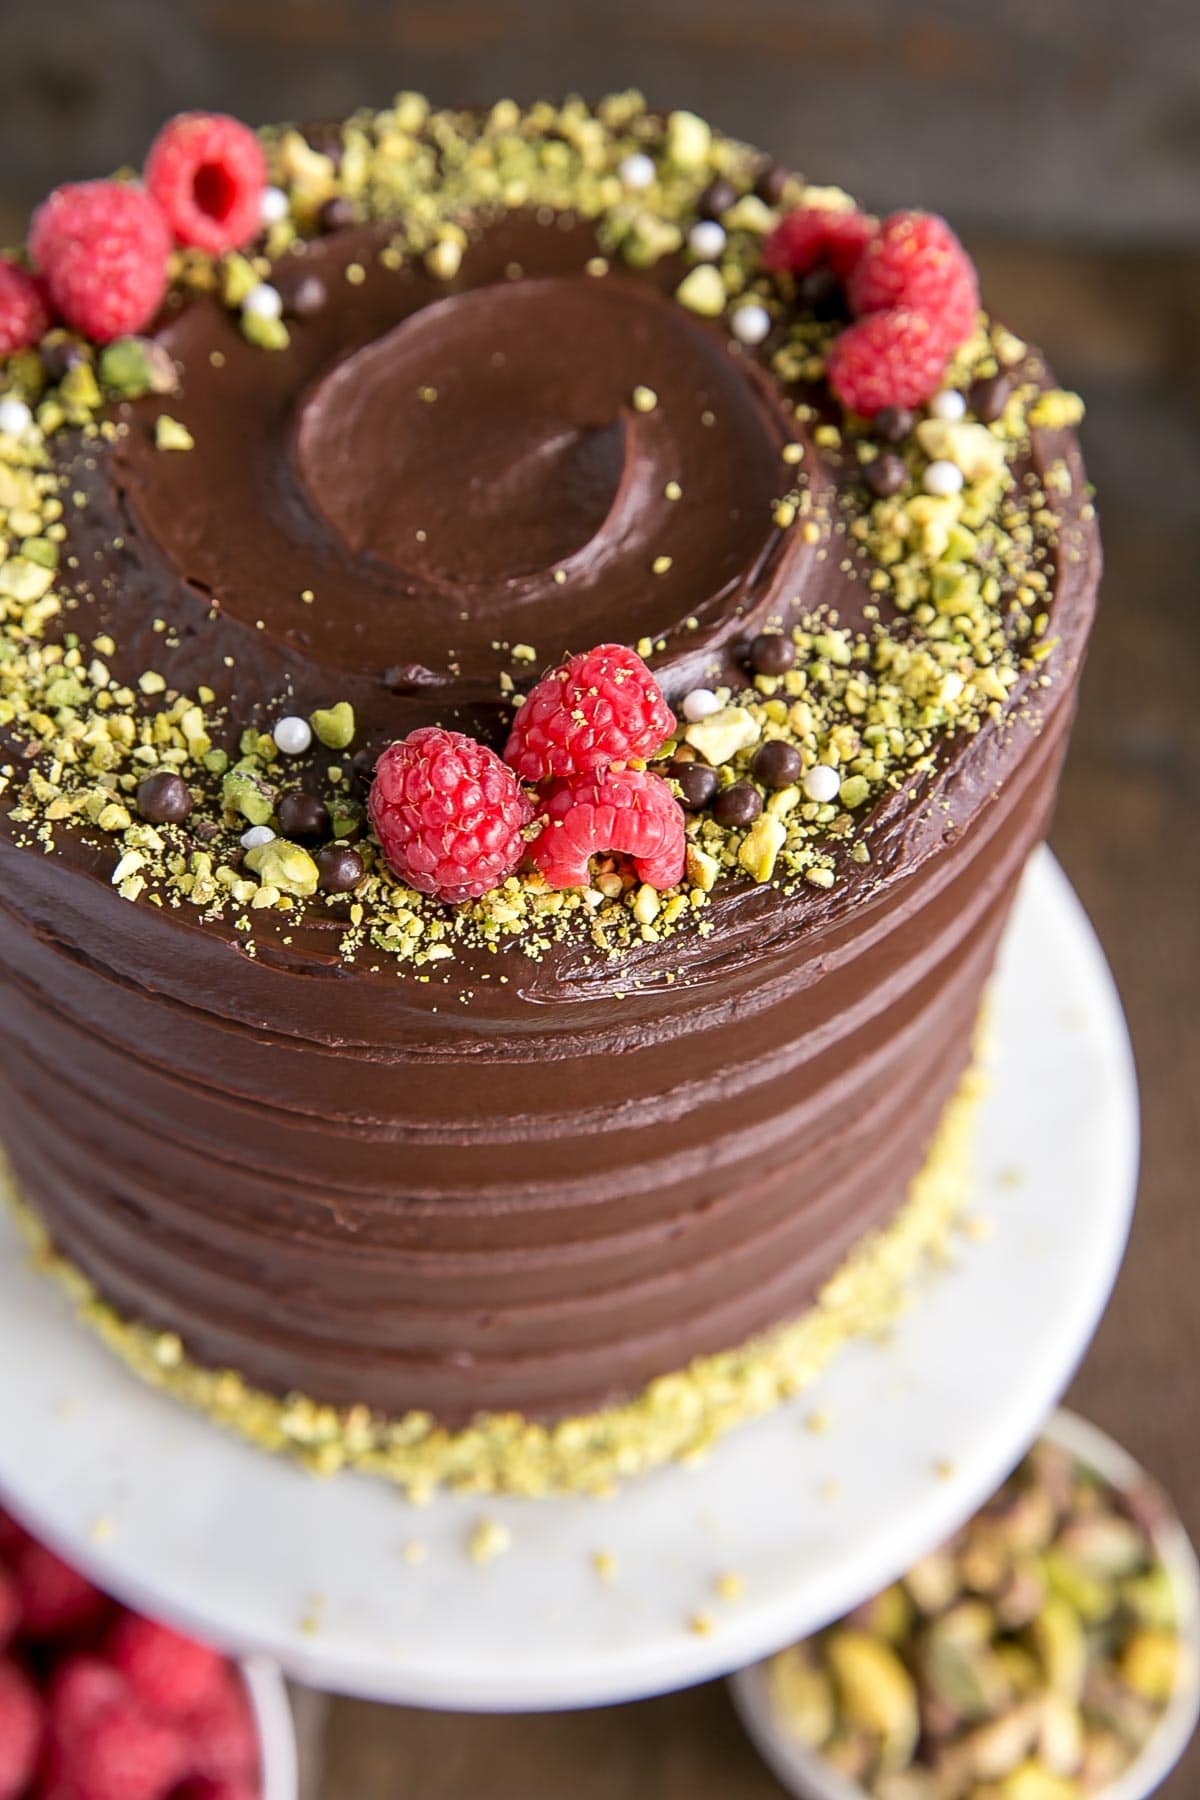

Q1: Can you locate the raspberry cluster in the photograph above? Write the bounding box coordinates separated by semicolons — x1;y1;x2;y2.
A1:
765;203;979;414
369;645;684;903
4;112;266;349
0;1508;261;1800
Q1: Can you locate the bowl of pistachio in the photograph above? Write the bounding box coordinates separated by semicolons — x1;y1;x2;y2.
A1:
730;1410;1200;1800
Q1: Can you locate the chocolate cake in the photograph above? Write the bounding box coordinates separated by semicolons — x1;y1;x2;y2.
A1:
0;96;1098;1494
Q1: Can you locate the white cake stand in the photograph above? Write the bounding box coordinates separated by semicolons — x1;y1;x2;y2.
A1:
0;850;1138;1711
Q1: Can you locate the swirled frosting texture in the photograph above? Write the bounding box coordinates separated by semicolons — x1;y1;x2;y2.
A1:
0;104;1099;1432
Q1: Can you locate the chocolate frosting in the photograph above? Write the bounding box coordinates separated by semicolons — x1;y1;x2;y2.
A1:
0;198;1100;1426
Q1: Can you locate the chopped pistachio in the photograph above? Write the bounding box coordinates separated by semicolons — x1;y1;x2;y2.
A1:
684;706;760;766
244;838;319;896
241;311;290;352
738;813;786;883
310;701;356;750
99;337;179;398
222;763;277;825
675;263;726;317
154;416;194;453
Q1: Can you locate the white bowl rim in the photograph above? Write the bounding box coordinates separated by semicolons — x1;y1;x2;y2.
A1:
729;1406;1200;1800
241;1652;299;1800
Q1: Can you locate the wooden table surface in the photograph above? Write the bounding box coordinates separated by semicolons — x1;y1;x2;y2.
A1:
274;243;1200;1794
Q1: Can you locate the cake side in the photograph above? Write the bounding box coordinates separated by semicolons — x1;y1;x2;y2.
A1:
0;96;1099;1462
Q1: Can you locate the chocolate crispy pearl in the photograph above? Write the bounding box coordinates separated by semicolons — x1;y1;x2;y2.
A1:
278;791;329;842
755;161;790;205
873;406;916;445
316;845;364;893
697;176;737;220
671;760;719;812
714;782;763;828
136;771;192;824
747;632;795;677
866;452;908;499
753;740;803;790
0;118;1101;1434
317;195;354;233
971;373;1013;424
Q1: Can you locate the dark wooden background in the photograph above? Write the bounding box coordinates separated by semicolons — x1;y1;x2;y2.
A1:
1;2;1197;1793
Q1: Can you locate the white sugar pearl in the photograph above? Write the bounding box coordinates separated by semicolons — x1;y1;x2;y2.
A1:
929;388;966;421
730;302;771;346
240;824;275;851
273;715;312;755
803;763;840;804
260;185;290;226
687;220;727;260
243;283;283;321
682;687;722;723
0;396;33;438
618;152;656;190
923;458;964;497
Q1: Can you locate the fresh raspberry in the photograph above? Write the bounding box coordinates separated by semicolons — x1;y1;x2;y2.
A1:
181;1670;258;1786
848;209;978;349
0;1567;18;1653
12;1540;109;1639
107;1614;226;1721
60;1698;185;1800
530;767;685;891
0;259;50;356
826;308;954;416
29;181;170;343
504;644;675;784
47;1656;127;1745
369;727;533;903
144;113;266;255
762;207;875;282
0;1659;43;1800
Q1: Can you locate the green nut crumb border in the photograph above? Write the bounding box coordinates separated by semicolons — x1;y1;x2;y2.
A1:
0;93;1089;972
3;1061;982;1499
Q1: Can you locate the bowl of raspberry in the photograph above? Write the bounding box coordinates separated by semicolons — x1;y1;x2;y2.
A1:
0;1503;296;1800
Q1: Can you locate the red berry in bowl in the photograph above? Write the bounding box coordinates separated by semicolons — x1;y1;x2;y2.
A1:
107;1613;226;1720
369;727;533;903
29;181;170;342
0;259;50;356
0;1659;43;1800
530;766;686;891
12;1539;109;1639
47;1654;127;1746
180;1666;260;1786
144;113;266;255
62;1696;186;1800
505;643;675;784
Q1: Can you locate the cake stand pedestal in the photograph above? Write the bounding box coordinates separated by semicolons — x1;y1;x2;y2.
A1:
0;850;1138;1711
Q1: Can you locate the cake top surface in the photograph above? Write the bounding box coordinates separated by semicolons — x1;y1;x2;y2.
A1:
0;94;1097;1008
